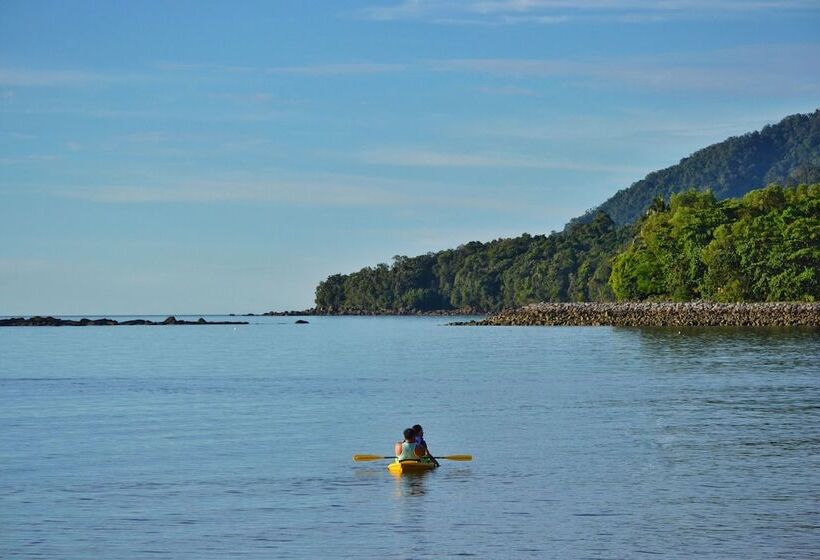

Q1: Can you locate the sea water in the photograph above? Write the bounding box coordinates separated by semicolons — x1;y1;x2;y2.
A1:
1;316;818;558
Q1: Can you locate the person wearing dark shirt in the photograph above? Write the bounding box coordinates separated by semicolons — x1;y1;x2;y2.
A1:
412;424;439;466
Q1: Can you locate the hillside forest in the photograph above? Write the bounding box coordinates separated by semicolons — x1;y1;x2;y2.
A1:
313;110;820;312
315;184;819;311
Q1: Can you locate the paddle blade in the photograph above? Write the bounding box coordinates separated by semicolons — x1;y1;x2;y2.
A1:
353;454;389;462
439;454;472;461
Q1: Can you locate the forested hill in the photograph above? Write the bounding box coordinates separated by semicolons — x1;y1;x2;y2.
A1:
313;184;819;312
311;110;820;313
572;110;820;227
315;212;633;313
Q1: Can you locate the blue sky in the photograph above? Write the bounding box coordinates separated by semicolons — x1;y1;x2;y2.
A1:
1;1;819;314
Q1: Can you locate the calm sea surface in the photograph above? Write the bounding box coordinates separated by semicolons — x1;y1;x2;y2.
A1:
1;316;818;559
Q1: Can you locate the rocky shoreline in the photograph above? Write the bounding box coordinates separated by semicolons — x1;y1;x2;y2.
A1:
260;307;483;317
0;316;249;327
450;302;820;327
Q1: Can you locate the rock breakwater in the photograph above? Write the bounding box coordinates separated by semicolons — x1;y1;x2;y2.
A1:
451;302;820;327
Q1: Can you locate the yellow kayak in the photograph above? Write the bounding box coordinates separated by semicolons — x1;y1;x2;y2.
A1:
387;460;438;474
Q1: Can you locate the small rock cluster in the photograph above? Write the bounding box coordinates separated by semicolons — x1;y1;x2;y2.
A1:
0;316;249;327
452;302;820;327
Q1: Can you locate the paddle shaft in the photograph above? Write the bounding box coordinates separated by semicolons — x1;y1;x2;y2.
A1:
353;454;471;462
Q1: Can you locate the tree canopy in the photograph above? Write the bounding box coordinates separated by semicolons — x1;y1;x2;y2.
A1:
610;184;820;302
315;212;632;312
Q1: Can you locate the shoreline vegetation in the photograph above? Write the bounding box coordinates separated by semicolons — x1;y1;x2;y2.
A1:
259;307;482;317
450;302;820;327
0;316;249;327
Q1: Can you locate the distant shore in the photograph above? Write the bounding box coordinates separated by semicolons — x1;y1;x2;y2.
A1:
257;307;483;317
451;302;820;327
0;316;249;327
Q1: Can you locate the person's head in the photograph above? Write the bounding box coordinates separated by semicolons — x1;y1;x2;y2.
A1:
403;428;416;442
412;424;423;437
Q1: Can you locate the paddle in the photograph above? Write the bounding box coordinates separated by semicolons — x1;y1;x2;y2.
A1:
353;454;472;462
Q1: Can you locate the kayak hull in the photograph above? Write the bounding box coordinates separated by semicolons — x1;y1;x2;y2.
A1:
388;460;437;474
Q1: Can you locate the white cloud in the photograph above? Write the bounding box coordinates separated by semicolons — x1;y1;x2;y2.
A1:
0;68;152;87
476;85;536;96
359;147;643;173
264;63;406;76
0;68;106;87
54;172;572;216
0;258;50;274
60;179;413;206
157;61;406;77
359;0;819;24
428;44;820;93
458;113;784;143
6;41;817;102
0;154;61;165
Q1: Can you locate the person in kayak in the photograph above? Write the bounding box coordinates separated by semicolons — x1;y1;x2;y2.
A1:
395;428;427;462
413;424;439;467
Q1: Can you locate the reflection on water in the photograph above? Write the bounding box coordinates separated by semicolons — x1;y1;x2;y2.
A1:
392;471;430;497
352;467;383;480
633;326;818;361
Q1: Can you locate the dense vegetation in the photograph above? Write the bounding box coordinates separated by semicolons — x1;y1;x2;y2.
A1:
572;110;820;227
313;110;820;311
610;184;820;302
315;213;633;312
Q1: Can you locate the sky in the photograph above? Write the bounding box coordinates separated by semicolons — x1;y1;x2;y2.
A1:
1;1;819;315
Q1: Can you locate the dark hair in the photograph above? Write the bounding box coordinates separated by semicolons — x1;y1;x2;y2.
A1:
412;424;423;434
403;428;416;441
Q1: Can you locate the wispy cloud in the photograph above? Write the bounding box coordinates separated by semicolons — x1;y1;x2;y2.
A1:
0;68;107;87
0;60;401;92
428;44;820;93
0;104;291;124
207;92;307;106
458;113;785;143
0;154;61;165
476;85;536;96
0;258;50;275
265;63;406;76
0;67;152;87
55;173;558;215
60;179;417;206
360;0;819;24
157;61;406;77
6;41;817;101
359;147;642;173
